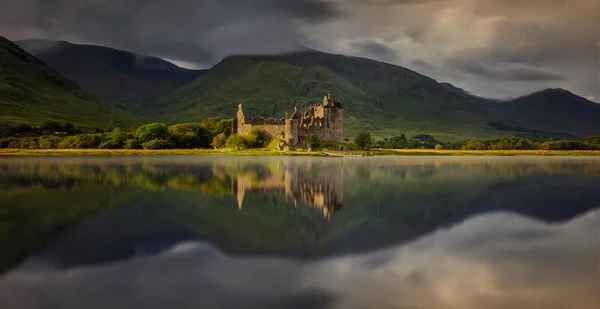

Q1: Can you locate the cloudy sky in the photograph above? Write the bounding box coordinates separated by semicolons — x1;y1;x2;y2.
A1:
1;0;599;100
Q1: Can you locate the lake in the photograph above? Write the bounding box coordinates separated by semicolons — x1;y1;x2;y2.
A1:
0;156;598;309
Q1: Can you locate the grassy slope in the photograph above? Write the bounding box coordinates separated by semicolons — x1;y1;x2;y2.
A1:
17;39;205;109
0;37;142;130
147;52;502;140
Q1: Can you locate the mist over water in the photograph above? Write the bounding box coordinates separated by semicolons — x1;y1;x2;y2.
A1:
0;156;598;309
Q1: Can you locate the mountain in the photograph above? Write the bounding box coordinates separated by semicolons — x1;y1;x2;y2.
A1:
147;51;503;140
17;39;205;109
480;89;600;138
439;82;499;105
0;37;141;130
443;83;600;138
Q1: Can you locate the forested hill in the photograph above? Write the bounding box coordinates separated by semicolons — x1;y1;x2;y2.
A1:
17;39;205;109
0;37;141;130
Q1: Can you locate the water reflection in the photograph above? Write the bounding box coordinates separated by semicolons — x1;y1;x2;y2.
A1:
0;210;597;309
0;156;599;308
233;160;343;219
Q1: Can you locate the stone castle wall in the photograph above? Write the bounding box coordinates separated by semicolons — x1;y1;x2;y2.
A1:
233;94;343;145
298;104;343;143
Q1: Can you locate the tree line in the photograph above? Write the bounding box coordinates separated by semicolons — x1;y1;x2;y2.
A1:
356;133;600;151
2;120;600;151
0;118;233;150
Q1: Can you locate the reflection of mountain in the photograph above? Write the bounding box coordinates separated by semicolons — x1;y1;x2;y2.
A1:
36;203;199;268
2;210;598;309
233;161;343;219
1;157;600;275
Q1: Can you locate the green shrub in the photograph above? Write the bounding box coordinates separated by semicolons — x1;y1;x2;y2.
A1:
245;128;269;148
124;139;141;149
225;135;247;149
72;134;102;149
58;136;76;149
307;135;320;149
211;133;227;149
142;139;173;150
39;136;61;149
266;138;284;150
101;128;127;149
99;139;123;149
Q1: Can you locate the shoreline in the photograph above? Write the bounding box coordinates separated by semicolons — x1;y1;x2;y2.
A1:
2;149;600;156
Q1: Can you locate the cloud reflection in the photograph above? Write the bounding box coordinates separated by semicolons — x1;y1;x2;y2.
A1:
0;210;598;309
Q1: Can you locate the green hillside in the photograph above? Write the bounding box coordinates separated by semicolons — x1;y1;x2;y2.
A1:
0;37;141;130
147;52;503;140
17;39;205;110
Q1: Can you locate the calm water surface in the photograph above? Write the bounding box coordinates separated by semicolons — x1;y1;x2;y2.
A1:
0;156;599;309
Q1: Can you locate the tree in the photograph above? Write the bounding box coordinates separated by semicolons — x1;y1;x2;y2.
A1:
136;122;168;143
354;132;373;149
63;122;75;133
40;121;63;132
585;136;600;145
212;133;227;149
142;139;173;150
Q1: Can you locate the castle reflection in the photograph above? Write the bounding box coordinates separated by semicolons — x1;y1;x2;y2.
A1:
231;161;343;219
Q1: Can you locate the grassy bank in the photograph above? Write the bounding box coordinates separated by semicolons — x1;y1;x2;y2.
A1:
0;148;325;156
2;148;600;156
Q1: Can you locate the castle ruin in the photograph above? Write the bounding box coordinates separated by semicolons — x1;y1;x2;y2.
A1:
232;93;343;145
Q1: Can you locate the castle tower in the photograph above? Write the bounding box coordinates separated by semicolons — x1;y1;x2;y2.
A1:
237;104;245;123
232;104;245;135
285;106;300;145
323;93;334;107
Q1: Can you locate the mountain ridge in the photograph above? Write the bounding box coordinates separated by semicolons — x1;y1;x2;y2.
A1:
6;37;600;139
147;50;503;140
16;39;206;109
442;82;600;137
0;36;141;130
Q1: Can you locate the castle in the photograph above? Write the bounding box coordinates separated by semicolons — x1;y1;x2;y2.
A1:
232;93;343;145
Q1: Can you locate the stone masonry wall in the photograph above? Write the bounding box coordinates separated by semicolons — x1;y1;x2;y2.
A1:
234;93;343;144
236;122;286;140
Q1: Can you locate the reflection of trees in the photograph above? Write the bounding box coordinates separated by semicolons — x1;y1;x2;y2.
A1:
0;160;346;219
3;159;600;192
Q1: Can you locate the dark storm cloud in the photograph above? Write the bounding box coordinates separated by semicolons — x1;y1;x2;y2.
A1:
410;59;434;71
350;40;399;62
0;0;339;66
350;0;451;5
1;0;599;99
277;0;340;21
446;57;565;81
